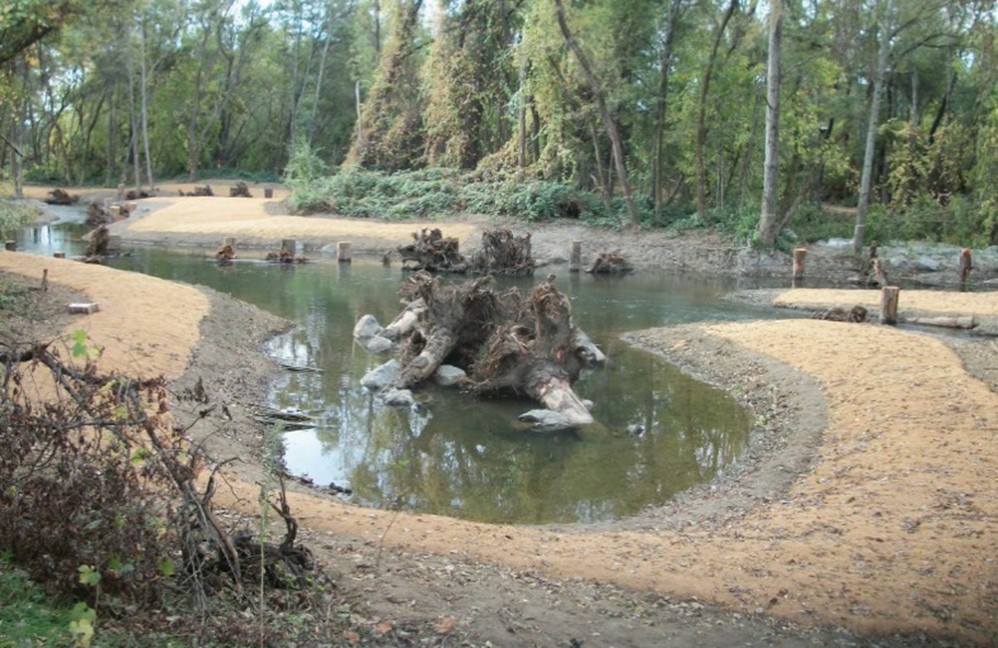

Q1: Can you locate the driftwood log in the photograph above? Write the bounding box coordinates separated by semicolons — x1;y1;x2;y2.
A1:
468;229;533;276
356;272;604;427
398;228;467;272
229;181;252;197
85;225;111;257
586;252;633;274
398;228;535;275
44;188;79;205
811;305;868;323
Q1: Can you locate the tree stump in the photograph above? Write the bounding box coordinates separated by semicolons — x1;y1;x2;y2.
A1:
4;241;15;251
569;241;582;273
792;248;807;281
880;286;900;325
959;248;972;285
337;241;352;263
264;187;274;199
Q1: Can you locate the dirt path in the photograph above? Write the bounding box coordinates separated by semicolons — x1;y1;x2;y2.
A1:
4;199;998;644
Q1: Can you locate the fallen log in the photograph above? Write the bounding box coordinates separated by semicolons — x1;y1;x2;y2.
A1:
902;315;976;329
468;229;534;276
44;188;79;205
398;228;467;273
811;305;868;323
357;271;603;427
586;252;633;274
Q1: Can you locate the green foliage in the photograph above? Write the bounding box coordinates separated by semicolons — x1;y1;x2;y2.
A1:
0;198;37;236
290;169;639;224
464;180;609;223
0;277;30;310
0;556;75;647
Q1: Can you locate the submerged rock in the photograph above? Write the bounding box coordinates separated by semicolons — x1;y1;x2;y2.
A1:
518;409;574;431
381;388;415;408
353;314;383;340
361;359;401;390
363;335;394;354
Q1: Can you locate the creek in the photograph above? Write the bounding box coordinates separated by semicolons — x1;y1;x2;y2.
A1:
17;223;787;524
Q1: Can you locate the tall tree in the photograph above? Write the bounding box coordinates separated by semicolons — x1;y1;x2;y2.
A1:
758;0;783;246
345;0;426;170
694;0;738;216
553;0;639;227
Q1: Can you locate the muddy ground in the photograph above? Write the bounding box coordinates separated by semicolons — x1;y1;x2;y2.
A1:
2;184;997;646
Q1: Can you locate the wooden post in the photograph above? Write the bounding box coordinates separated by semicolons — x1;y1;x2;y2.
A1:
792;248;807;281
41;268;48;292
337;241;352;263
959;248;972;285
109;205;122;221
880;286;900;325
569;241;582;272
53;251;65;259
281;239;298;258
4;241;15;251
264;187;274;199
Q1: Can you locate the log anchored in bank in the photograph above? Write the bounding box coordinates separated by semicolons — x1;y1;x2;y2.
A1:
354;272;604;429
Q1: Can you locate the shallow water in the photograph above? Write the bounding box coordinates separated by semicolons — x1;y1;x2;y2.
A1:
15;224;789;524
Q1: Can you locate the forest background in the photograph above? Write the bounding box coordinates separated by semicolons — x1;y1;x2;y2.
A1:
2;0;998;250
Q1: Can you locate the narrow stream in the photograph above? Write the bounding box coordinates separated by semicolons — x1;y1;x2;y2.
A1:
18;223;787;524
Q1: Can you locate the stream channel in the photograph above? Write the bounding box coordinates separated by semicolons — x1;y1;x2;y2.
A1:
19;223;792;525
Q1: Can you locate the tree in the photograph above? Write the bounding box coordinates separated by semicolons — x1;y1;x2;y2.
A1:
345;0;426;170
553;0;639;227
758;0;783;246
694;0;738;217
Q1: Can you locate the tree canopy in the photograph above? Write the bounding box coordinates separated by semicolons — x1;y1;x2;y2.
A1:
2;0;997;245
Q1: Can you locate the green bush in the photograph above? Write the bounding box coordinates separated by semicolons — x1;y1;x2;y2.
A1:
0;198;38;237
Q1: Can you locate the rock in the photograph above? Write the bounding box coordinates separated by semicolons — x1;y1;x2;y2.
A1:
381;388;415;408
582;399;594;411
914;256;943;272
434;364;466;387
518;409;574;431
353;314;383;340
363;335;394;354
626;423;645;436
361;359;401;390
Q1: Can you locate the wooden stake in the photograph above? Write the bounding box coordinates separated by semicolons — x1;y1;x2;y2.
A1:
264;187;274;199
281;239;298;258
569;241;582;272
41;268;48;292
337;241;352;263
792;248;807;281
4;241;15;251
959;248;972;285
880;286;899;325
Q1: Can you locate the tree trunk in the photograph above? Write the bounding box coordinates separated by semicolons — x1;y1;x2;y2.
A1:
554;0;640;227
853;0;893;255
653;0;682;221
696;0;738;216
125;22;141;192
758;0;783;246
139;17;154;190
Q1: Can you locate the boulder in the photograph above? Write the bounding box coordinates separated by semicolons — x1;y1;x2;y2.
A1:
434;364;466;387
361;359;401;390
